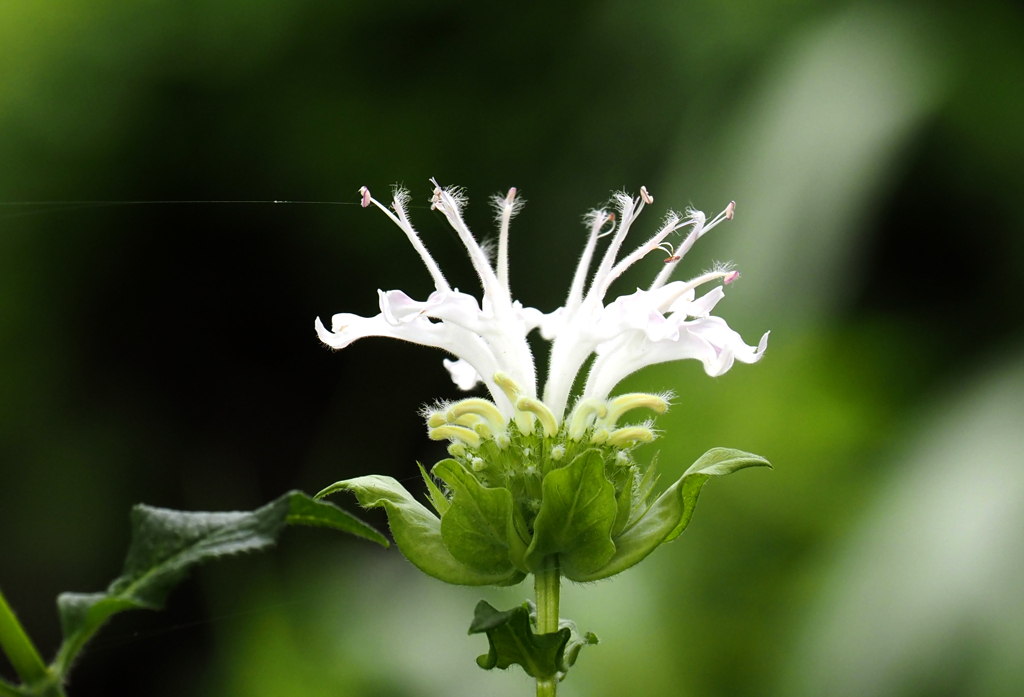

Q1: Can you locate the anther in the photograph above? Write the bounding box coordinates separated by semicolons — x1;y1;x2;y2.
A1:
429;424;482;448
515;396;558;437
600;393;669;428
359;186;371;208
506;187;517;205
640;186;654;205
725;201;736;220
568;399;609;441
606;427;655;447
724;270;740;285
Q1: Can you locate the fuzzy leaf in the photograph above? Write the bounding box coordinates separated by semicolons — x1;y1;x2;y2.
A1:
432;460;518;577
468;601;597;679
54;491;384;676
571;448;771;582
317;475;525;587
525;450;617;580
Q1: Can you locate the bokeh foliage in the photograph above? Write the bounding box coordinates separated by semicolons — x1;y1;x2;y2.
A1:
1;0;1022;696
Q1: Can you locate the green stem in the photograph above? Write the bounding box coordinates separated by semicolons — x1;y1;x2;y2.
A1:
534;556;560;697
0;586;48;687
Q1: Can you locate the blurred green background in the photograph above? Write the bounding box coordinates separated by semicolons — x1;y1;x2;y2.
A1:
2;0;1023;695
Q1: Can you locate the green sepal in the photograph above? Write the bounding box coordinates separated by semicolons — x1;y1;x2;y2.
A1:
431;460;518;578
417;462;450;516
572;447;771;582
525;450;617;580
54;491;385;677
611;471;634;538
317;475;525;587
468;600;597;679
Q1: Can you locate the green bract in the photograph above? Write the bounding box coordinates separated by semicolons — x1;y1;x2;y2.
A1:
317;424;770;585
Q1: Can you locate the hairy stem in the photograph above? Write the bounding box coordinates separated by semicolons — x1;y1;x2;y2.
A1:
534;557;560;697
0;585;49;687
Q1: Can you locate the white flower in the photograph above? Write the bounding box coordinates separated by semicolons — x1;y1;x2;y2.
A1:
316;181;767;431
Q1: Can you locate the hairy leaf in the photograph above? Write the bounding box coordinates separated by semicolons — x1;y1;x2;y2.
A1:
317;475;525;587
525;450;617;580
468;601;597;679
572;448;771;582
53;491;385;676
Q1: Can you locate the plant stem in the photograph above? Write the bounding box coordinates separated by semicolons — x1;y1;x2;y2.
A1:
534;556;560;697
0;585;49;687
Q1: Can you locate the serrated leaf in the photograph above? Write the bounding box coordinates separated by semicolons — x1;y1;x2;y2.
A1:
468;600;596;679
571;448;771;582
525;450;618;580
53;491;384;676
317;475;525;587
432;460;517;577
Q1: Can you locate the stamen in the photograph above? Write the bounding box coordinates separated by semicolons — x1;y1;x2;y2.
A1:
515;396;558;437
429;424;482;448
599;393;670;428
568;398;609;441
724;270;740;285
725;200;736;220
359;186;371;208
640;186;654;205
446;398;506;432
606;427;655;447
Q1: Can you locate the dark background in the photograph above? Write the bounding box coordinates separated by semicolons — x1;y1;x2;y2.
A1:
1;1;1023;696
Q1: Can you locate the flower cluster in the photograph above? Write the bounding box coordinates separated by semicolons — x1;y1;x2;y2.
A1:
315;181;769;587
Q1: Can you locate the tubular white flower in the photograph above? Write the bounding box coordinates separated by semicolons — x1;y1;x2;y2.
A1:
316;181;767;429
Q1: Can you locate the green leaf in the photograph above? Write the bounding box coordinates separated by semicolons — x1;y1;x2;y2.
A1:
317;475;525;587
432;460;517;577
525;450;618;580
571;448;771;582
53;491;384;677
417;462;450;516
468;601;597;679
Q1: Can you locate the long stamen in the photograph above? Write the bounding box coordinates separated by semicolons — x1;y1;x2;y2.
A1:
651;201;734;290
493;187;520;295
360;186;451;292
598;210;687;297
586;191;645;304
564;210;610;315
430;179;506;308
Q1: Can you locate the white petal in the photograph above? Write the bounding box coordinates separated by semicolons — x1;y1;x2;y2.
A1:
443;358;483;391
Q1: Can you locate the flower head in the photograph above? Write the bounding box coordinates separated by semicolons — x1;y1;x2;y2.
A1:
315;180;770;587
